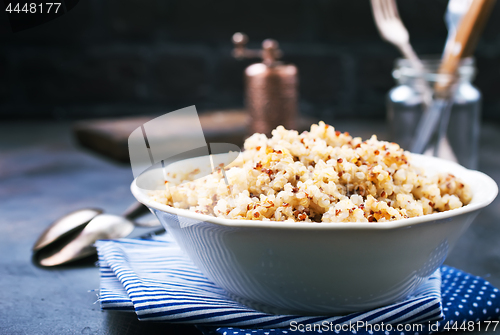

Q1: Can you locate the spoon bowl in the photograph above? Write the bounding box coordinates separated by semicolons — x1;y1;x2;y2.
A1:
38;214;136;266
33;202;161;266
33;208;102;252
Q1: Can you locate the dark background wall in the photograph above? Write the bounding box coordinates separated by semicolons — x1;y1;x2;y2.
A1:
1;0;499;122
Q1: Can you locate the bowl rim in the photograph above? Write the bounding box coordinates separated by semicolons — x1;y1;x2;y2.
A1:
131;153;498;230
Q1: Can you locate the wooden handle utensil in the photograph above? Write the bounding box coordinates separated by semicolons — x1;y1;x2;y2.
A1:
435;0;496;96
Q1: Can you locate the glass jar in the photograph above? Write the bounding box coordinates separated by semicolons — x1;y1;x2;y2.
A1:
387;57;481;169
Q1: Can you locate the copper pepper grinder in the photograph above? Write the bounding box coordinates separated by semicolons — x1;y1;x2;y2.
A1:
232;32;298;136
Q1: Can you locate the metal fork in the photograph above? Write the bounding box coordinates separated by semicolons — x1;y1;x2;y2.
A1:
370;0;457;160
370;0;424;73
371;0;434;108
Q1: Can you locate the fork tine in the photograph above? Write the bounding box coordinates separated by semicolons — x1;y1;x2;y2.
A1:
370;0;380;21
373;0;395;41
370;0;385;30
380;0;393;21
388;0;402;20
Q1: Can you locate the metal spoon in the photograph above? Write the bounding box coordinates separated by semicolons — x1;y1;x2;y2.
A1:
33;208;103;251
38;214;136;266
33;202;152;252
34;202;162;266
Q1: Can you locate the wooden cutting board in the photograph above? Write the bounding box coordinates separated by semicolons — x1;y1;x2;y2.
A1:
73;110;317;163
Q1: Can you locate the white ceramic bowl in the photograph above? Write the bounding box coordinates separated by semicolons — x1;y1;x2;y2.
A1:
131;154;497;315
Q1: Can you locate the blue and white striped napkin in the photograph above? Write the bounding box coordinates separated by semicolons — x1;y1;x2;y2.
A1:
96;233;445;328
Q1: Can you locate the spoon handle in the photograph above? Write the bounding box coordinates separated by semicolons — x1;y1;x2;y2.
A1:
123;201;151;220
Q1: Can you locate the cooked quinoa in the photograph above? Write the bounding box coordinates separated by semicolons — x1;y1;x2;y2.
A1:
151;122;472;223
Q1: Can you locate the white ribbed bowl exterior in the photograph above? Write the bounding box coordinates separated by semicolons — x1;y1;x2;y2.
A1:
132;154;497;315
